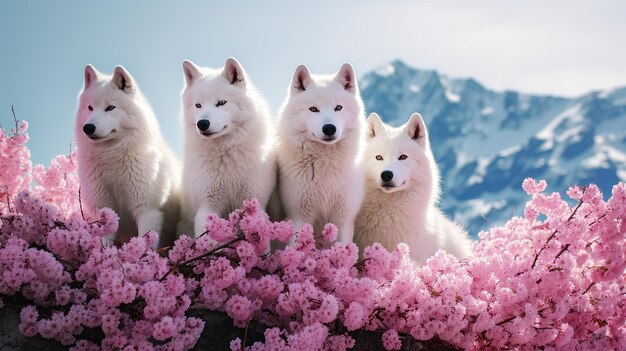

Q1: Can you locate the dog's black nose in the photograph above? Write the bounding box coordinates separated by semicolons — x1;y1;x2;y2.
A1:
197;119;210;131
83;124;96;136
381;170;394;182
322;124;336;136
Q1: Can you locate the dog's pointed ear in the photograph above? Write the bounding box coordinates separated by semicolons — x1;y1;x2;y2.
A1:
405;113;428;147
84;64;100;89
183;60;201;86
366;113;384;139
335;63;357;93
112;65;135;93
291;64;313;94
222;57;246;85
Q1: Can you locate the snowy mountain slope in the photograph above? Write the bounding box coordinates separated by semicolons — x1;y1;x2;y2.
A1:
360;60;626;236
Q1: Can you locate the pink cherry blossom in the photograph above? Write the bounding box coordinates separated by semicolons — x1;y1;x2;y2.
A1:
1;119;624;350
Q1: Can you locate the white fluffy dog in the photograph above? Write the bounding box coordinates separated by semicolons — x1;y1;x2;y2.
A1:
276;63;366;244
179;58;276;237
354;113;472;263
75;65;181;247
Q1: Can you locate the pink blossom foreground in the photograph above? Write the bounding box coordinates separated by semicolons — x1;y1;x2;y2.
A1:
1;119;625;351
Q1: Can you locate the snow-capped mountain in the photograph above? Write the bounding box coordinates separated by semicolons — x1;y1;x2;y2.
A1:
360;60;626;236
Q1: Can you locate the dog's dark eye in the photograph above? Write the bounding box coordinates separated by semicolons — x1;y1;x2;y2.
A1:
88;105;93;111
375;155;383;161
195;103;202;109
398;154;408;160
309;106;319;113
105;105;115;112
216;100;227;107
335;105;343;112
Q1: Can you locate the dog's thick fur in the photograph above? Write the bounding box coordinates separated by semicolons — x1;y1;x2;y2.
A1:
354;113;472;263
179;58;276;237
75;65;181;247
276;63;365;244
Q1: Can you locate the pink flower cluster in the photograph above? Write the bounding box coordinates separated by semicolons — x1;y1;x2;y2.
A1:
31;152;80;213
1;119;625;351
173;180;625;351
0;117;32;213
1;119;204;350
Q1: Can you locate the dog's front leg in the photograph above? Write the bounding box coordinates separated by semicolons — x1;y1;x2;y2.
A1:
194;206;219;238
338;219;355;244
286;218;306;246
135;208;164;248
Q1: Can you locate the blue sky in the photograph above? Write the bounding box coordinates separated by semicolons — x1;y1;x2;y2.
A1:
1;0;625;165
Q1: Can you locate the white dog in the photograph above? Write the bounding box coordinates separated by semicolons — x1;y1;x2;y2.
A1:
75;65;181;247
179;58;276;237
276;63;365;244
354;113;472;263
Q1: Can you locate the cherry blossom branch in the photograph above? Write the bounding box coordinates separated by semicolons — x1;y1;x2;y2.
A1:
178;236;243;267
11;105;19;133
553;244;570;261
530;198;584;269
78;187;85;220
159;235;244;282
582;282;596;295
3;189;10;213
242;321;250;350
